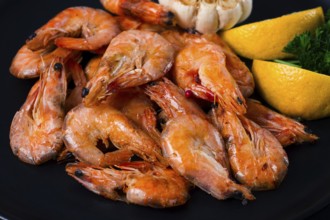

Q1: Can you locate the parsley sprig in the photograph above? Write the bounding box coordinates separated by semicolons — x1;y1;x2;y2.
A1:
276;9;330;75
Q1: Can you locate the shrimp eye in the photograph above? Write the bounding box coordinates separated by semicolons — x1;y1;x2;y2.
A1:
54;63;63;71
148;81;157;86
211;103;218;109
81;87;89;98
74;169;84;178
27;32;36;41
237;97;243;105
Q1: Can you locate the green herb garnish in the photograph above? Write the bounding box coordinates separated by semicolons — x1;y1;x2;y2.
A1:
281;9;330;75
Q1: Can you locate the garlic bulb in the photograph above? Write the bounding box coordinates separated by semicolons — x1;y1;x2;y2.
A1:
158;0;253;33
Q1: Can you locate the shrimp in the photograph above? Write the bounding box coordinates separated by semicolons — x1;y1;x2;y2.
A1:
63;103;166;167
161;114;254;201
161;30;254;97
66;162;190;208
9;45;78;79
202;33;254;97
209;107;289;190
10;58;67;165
83;30;174;106
145;77;207;121
26;7;120;51
65;60;87;112
116;16;167;32
100;0;174;26
173;42;246;115
245;99;318;147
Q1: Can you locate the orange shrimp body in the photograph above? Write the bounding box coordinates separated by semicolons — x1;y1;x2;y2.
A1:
66;162;190;208
210;107;289;190
26;7;120;51
10;58;67;165
83;30;174;106
10;45;77;79
100;0;174;26
162;114;255;200
174;42;246;115
162;30;254;98
63;103;165;166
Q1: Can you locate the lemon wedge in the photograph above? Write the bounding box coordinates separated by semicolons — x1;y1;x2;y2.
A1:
252;60;330;120
220;7;324;60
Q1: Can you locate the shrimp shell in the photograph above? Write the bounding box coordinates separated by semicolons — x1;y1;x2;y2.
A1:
10;58;67;165
161;114;255;200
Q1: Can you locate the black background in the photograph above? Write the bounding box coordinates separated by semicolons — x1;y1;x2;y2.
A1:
0;0;330;219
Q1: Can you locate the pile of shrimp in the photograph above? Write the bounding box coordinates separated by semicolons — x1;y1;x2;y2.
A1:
9;1;318;208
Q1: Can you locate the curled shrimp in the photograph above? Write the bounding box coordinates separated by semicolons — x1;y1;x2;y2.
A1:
9;45;78;79
83;30;174;106
63;103;166;167
161;30;254;97
161;114;254;200
66;161;190;208
145;77;207;121
100;0;174;26
202;33;254;97
173;42;246;114
245;99;318;147
26;7;120;51
210;107;289;190
10;58;67;165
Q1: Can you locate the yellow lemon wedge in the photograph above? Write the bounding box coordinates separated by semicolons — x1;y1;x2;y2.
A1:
252;60;330;120
220;7;324;60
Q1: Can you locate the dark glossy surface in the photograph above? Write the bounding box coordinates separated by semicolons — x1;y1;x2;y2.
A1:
0;0;330;220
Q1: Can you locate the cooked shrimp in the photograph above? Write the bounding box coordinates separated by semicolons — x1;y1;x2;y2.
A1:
85;56;102;81
66;162;190;208
83;30;174;106
64;60;87;112
10;58;67;165
26;7;120;51
9;45;77;79
63;103;166;167
100;0;174;26
246;99;318;147
117;16;167;32
202;33;254;97
161;30;254;97
173;42;246;114
162;114;254;201
210;107;289;190
145;77;207;121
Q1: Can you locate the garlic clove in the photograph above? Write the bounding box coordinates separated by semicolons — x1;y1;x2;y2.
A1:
195;0;219;33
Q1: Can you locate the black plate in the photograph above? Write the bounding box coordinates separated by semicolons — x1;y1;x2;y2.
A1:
1;0;330;219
